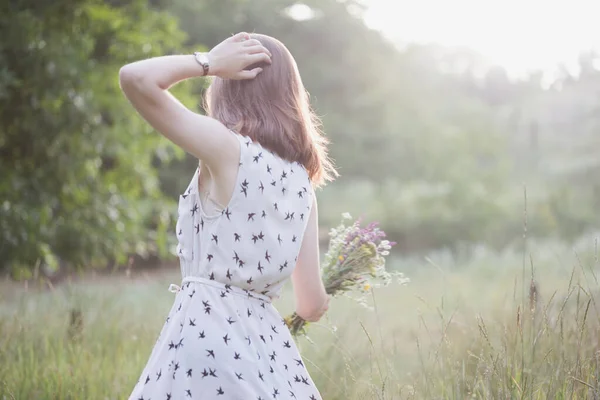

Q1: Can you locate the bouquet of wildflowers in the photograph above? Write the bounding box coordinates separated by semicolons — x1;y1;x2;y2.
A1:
284;213;407;336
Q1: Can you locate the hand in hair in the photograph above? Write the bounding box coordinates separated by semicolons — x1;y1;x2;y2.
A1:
117;33;271;171
208;32;272;80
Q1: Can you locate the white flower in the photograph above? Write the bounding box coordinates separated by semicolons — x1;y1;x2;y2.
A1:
378;240;392;250
342;212;352;220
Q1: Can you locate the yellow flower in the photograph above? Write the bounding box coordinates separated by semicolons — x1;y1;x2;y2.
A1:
338;255;345;262
363;283;371;291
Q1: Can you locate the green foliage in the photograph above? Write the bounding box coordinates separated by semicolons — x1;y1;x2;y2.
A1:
2;0;600;272
0;0;189;272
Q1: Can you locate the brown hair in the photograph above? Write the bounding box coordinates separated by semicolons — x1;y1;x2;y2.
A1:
205;33;337;187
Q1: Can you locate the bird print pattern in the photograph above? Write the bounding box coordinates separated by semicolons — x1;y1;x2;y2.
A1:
129;131;322;400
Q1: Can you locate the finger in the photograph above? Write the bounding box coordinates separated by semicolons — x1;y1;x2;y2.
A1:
246;44;272;57
246;53;272;65
237;67;263;80
230;32;250;42
242;39;263;47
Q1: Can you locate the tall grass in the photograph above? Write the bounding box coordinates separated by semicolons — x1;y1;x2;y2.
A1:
1;237;600;399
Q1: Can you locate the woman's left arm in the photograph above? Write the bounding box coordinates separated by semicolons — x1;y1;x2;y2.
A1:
118;32;271;169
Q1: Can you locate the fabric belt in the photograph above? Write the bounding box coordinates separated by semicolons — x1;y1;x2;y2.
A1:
168;275;272;303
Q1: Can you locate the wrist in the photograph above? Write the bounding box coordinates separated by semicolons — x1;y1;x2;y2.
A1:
206;51;224;78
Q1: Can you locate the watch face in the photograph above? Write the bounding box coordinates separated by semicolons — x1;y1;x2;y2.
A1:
196;53;209;65
194;53;210;76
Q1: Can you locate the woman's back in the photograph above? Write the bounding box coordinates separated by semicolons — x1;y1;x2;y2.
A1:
177;132;314;300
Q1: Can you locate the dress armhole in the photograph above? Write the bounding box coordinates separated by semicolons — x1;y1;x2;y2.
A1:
220;130;249;212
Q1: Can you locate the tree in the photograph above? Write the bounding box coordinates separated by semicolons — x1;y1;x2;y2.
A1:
0;0;189;275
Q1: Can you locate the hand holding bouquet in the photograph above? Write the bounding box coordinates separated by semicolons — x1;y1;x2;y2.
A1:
285;213;407;336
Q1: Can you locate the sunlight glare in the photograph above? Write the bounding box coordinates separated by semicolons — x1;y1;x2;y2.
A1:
364;0;600;77
285;3;317;21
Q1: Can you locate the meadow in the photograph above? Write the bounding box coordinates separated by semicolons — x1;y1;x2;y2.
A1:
2;237;600;400
4;1;600;399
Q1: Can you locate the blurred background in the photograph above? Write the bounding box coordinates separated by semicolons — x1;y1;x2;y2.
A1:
2;0;600;399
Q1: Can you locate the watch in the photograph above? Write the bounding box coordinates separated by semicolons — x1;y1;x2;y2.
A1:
193;52;210;76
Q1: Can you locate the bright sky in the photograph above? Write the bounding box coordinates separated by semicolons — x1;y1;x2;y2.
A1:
363;0;600;77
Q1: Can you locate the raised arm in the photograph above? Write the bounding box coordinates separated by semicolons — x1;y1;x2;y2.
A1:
291;193;330;322
118;32;271;170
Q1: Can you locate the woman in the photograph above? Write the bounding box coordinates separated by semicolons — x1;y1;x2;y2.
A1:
120;32;336;400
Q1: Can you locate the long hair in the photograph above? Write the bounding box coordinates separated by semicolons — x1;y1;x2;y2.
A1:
205;33;337;187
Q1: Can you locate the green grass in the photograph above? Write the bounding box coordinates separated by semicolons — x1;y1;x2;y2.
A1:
2;241;600;399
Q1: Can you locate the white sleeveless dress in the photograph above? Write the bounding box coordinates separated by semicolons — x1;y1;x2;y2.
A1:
128;132;322;400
